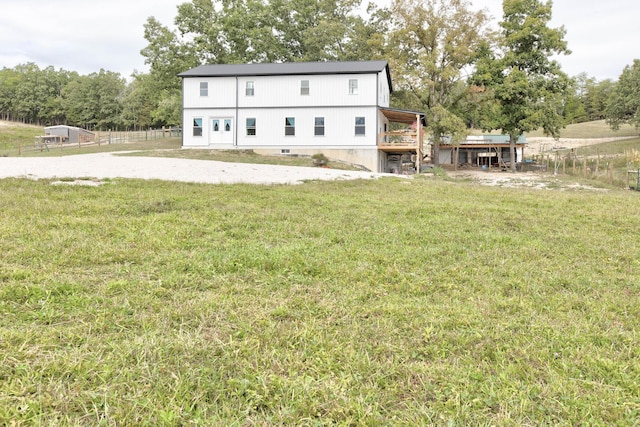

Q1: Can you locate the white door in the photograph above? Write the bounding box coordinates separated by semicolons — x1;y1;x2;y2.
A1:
210;118;233;145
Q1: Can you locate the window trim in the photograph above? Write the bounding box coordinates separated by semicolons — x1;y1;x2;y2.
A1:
285;117;295;136
300;79;310;95
355;116;365;136
246;117;256;136
314;117;325;136
193;117;203;137
349;79;358;95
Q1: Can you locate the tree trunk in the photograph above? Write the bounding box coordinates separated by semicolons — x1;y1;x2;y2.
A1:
510;134;517;172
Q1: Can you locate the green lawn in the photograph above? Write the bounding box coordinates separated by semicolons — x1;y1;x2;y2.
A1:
1;177;639;425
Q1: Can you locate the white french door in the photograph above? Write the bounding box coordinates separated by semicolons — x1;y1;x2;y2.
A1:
209;117;233;145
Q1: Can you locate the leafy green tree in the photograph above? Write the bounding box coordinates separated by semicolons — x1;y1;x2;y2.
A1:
62;70;125;129
563;76;588;124
569;73;614;122
119;75;156;130
606;59;640;131
585;78;614;121
11;63;57;124
270;0;385;61
141;0;386;80
152;90;183;126
387;0;491;164
472;0;571;171
37;67;77;125
0;67;21;121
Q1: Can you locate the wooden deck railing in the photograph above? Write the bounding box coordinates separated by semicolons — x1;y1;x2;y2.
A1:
378;130;419;148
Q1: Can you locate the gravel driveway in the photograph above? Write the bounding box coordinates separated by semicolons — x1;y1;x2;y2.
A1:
0;152;393;185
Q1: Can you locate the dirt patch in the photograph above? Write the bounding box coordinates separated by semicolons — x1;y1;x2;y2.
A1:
51;179;109;187
446;136;636;190
447;169;607;191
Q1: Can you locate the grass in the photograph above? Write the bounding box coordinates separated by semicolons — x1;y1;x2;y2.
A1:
1;177;639;425
0;122;42;153
534;120;639;139
532;137;640;189
125;148;363;170
471;120;639;139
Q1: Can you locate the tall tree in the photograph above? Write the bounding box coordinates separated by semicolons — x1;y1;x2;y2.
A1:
563;76;588;124
606;59;640;131
584;78;614;121
141;0;385;77
62;70;125;129
472;0;571;171
387;0;491;164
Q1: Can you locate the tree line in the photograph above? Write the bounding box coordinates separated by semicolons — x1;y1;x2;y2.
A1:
0;0;638;139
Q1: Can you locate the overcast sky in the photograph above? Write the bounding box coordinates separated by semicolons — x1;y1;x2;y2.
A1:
0;0;637;81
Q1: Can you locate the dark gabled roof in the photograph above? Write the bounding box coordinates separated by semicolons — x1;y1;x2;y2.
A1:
179;60;393;91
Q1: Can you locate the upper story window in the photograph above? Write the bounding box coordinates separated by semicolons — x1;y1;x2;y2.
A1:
349;79;358;95
300;80;310;95
285;117;295;136
200;82;208;97
246;81;254;96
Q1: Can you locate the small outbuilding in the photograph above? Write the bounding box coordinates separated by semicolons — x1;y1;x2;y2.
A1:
438;135;527;169
44;125;95;144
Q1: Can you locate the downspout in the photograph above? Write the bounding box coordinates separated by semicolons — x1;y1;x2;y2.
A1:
234;76;239;147
416;114;422;173
375;72;380;172
181;77;185;147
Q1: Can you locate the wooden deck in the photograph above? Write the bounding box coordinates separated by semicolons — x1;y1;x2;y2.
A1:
378;130;419;152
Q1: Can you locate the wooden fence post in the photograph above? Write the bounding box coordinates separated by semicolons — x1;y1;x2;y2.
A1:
609;162;614;185
583;158;587;178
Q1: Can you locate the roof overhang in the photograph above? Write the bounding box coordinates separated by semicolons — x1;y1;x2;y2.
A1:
380;107;426;126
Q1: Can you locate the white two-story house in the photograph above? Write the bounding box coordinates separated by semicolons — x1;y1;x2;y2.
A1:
179;61;425;173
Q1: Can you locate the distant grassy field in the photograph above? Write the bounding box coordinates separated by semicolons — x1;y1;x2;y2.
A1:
1;177;639;425
471;120;638;139
0;121;41;152
526;120;639;138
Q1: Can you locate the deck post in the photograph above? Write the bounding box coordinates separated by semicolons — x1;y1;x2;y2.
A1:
415;114;422;173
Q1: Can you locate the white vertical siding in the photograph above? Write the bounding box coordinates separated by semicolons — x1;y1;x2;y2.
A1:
183;77;237;108
238;74;378;108
236;107;378;148
377;70;390;107
183;108;237;147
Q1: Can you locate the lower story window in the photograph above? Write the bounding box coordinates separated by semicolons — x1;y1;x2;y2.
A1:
246;118;256;136
285;117;295;136
314;117;325;136
193;118;203;136
355;116;365;135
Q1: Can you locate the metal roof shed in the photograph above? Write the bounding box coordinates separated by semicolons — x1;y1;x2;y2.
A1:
45;125;95;144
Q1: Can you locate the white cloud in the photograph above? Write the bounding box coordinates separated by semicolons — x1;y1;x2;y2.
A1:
0;0;180;76
0;0;638;80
